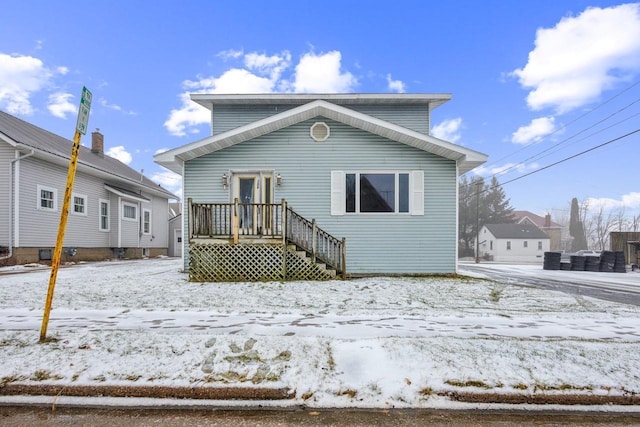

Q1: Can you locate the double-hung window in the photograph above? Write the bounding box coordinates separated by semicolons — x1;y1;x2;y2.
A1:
99;199;110;231
142;209;151;234
331;171;424;215
72;194;88;216
37;185;57;211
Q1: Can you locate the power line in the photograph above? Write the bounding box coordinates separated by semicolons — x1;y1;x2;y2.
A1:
499;128;640;187
462;127;640;201
485;79;640;168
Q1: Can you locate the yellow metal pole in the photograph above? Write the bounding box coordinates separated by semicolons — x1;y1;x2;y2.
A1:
40;129;83;342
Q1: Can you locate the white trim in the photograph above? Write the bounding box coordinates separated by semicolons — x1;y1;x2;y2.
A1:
36;184;57;212
330;171;345;216
71;193;88;216
122;201;137;222
410;171;424;216
98;198;110;232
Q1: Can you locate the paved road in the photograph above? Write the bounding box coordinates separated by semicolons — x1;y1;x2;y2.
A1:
459;262;640;306
1;406;639;426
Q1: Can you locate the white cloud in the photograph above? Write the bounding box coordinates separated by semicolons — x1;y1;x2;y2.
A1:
0;53;53;115
165;49;359;136
586;192;640;211
292;51;357;93
431;117;462;143
99;97;136;115
217;49;244;60
106;145;133;165
244;51;291;81
47;92;76;119
164;93;214;137
512;3;640;113
511;116;556;144
151;169;183;200
386;74;406;93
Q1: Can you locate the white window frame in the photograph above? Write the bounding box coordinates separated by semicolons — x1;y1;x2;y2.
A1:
142;208;152;235
331;170;424;216
122;201;137;222
37;184;58;212
99;199;110;232
71;193;88;216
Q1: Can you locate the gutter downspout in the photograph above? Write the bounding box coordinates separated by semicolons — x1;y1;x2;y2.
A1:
2;150;35;261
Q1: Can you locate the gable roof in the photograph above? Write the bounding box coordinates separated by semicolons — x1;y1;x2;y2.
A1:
512;210;562;228
0;110;177;200
155;97;487;175
484;223;550;239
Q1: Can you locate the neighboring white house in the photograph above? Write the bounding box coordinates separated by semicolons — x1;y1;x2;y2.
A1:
477;223;550;263
0;110;178;265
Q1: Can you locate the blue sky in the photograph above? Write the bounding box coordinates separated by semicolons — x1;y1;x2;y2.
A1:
2;0;640;222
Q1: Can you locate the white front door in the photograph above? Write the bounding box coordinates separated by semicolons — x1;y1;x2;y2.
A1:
231;172;274;235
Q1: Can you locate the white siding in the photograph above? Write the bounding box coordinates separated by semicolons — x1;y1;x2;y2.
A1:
0;142;14;246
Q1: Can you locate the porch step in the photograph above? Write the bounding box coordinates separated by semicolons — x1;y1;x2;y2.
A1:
289;245;336;279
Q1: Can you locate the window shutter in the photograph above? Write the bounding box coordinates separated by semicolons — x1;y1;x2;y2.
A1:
331;171;345;216
410;170;424;216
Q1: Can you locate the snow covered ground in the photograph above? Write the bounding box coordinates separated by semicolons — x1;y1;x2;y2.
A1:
1;257;639;409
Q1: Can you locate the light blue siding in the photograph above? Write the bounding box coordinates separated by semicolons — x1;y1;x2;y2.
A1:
185;118;457;274
212;104;430;136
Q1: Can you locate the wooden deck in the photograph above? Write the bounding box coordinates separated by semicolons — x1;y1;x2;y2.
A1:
187;199;346;281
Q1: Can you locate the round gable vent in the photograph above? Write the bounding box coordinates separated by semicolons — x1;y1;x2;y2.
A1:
310;122;330;142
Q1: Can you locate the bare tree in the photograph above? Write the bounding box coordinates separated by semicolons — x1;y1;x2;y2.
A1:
592;206;616;251
614;207;626;232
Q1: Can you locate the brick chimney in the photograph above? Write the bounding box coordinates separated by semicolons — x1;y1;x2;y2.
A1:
91;129;104;157
544;213;551;228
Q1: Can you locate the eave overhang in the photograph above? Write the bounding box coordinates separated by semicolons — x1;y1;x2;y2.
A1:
154;99;487;175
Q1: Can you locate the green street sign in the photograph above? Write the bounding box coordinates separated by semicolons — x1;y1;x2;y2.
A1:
76;86;92;135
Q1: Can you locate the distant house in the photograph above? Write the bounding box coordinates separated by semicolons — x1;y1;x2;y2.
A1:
512;210;562;251
0;110;177;265
478;223;550;263
168;202;182;258
155;93;487;280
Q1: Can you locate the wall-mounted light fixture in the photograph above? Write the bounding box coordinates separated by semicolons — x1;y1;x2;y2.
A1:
222;173;228;189
276;173;282;186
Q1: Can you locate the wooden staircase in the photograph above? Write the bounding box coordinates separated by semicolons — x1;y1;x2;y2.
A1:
187;199;345;282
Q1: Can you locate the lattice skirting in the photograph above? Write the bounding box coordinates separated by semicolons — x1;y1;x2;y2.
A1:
189;243;334;282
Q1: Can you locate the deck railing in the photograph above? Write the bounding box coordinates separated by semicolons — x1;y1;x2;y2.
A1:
188;198;345;275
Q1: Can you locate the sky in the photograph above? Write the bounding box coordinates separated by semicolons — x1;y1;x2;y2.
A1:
1;258;639;408
1;0;640;221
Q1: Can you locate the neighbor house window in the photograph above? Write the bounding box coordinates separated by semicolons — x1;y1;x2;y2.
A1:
523;241;528;248
490;241;493;250
37;185;57;211
122;202;137;221
72;194;88;216
506;241;512;250
99;199;110;231
142;209;151;234
538;241;543;250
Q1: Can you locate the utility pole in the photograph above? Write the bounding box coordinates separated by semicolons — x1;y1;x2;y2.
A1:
475;180;481;263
